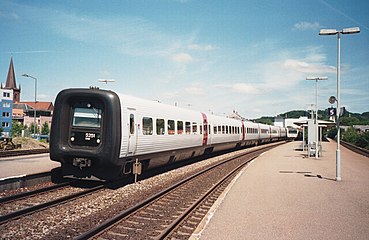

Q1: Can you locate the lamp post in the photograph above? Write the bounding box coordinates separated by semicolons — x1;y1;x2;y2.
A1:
22;73;38;138
319;27;360;181
306;76;328;159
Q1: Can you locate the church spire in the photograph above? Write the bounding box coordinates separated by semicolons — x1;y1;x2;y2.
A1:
3;57;21;102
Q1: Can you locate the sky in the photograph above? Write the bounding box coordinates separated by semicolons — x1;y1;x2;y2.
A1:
0;0;368;119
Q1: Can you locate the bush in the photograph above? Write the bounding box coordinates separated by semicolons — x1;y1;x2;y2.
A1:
356;132;369;150
342;127;358;143
342;127;369;150
327;127;337;139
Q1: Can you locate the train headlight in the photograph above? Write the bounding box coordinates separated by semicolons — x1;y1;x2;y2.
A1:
71;137;75;142
97;139;101;144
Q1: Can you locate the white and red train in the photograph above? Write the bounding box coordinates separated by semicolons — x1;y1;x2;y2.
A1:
50;88;288;180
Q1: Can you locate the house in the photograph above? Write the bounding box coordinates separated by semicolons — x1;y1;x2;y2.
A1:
0;89;13;137
1;57;53;136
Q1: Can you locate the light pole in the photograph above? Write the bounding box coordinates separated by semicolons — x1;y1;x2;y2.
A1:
319;27;360;181
22;73;38;138
306;76;328;159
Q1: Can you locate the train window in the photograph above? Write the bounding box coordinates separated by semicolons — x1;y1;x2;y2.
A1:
218;126;221;133
130;114;134;134
72;107;102;128
207;124;210;134
177;121;183;134
185;122;191;134
226;126;229;134
200;125;203;134
168;120;175;135
142;117;153;135
192;122;198;134
214;126;217;134
232;126;235;134
156;118;165;135
222;126;225;134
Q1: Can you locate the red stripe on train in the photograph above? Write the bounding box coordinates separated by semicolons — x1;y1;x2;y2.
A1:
201;112;208;146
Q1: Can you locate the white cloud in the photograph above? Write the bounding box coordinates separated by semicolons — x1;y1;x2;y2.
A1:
282;59;336;73
185;86;205;95
171;53;194;63
188;44;216;51
231;83;262;94
215;83;262;94
293;21;322;30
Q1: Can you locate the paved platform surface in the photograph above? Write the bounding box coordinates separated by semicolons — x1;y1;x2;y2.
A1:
0;153;60;179
194;140;369;240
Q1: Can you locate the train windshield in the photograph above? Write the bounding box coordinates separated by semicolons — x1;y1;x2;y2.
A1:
288;129;298;134
72;107;102;128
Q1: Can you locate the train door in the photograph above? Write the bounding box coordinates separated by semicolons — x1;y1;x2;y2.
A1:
127;112;137;155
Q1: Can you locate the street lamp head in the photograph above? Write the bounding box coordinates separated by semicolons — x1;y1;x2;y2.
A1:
306;76;328;81
22;73;37;80
319;27;360;35
342;27;360;34
319;29;338;35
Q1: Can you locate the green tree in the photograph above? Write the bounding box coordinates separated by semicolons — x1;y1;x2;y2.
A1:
254;117;273;125
11;120;26;137
41;122;50;135
29;123;40;135
340;116;360;126
342;127;358;143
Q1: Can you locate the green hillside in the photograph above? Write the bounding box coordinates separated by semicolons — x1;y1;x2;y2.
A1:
253;109;369;126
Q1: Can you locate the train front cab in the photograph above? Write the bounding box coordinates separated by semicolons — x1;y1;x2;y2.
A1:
50;88;122;180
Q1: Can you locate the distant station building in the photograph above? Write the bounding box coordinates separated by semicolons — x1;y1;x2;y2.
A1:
1;57;53;136
274;116;307;138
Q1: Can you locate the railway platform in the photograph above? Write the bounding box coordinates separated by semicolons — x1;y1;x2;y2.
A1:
0;153;60;180
194;140;369;240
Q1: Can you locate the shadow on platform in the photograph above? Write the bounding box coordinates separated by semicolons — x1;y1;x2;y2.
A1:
279;170;336;181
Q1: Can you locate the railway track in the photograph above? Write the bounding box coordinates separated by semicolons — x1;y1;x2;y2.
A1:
75;144;279;240
0;180;104;224
0;148;49;158
341;141;369;158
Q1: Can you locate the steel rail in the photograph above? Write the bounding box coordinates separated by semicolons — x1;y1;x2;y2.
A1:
0;181;72;204
0;184;105;224
341;141;369;158
75;143;281;240
156;155;257;239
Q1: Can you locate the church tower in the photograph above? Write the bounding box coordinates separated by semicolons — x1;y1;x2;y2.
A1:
1;57;21;102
